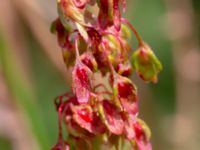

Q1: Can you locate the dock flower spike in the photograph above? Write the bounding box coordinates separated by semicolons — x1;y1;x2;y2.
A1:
51;0;162;149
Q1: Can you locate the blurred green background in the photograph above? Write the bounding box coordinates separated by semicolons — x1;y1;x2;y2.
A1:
0;0;200;150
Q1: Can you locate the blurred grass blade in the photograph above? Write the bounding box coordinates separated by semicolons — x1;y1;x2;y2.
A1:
0;32;50;150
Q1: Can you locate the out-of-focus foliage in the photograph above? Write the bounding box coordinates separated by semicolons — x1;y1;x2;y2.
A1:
193;0;200;44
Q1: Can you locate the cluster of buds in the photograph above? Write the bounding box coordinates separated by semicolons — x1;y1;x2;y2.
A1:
50;0;162;150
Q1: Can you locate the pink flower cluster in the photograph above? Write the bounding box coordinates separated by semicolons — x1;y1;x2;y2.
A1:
51;0;162;150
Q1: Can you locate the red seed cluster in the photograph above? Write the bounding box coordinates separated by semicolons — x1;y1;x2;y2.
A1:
51;0;162;149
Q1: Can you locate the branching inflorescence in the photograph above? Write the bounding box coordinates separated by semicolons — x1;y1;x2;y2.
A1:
50;0;162;150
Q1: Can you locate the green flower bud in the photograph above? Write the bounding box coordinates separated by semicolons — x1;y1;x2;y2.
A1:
120;24;131;40
57;0;85;25
62;48;75;67
102;35;123;67
131;44;162;83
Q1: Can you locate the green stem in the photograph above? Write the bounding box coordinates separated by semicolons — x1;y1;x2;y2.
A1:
121;18;145;47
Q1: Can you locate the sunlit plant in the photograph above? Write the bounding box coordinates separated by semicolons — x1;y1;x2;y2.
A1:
50;0;162;150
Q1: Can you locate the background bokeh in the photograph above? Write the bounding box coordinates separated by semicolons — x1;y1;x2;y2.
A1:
0;0;200;150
